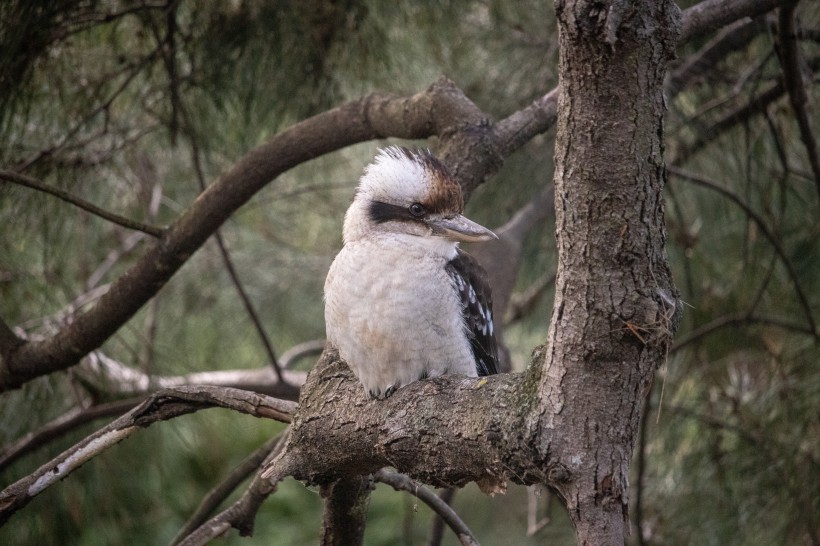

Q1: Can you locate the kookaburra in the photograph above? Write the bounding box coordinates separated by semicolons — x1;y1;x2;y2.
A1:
324;146;499;398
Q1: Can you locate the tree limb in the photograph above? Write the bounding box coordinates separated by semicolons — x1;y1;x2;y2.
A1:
375;470;480;546
0;385;296;525
78;350;304;399
263;350;549;491
320;475;373;546
680;0;793;43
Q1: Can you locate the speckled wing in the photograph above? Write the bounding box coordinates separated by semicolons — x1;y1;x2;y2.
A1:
445;250;499;376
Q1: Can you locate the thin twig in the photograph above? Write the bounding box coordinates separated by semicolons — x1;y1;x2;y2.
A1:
178;432;293;545
0;386;296;525
777;3;820;200
672;311;817;352
176;81;285;383
172;434;285;545
0;170;164;237
429;488;456;546
375;469;480;546
669;166;818;339
0;397;144;472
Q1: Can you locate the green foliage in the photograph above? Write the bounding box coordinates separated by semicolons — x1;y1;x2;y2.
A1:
1;1;818;544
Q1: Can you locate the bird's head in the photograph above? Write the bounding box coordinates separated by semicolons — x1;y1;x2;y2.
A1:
343;147;497;253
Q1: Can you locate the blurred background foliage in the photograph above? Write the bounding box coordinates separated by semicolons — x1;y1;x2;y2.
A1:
0;0;818;544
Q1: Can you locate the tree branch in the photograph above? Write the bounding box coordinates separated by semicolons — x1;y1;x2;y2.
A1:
375;470;480;546
78;350;304;400
177;431;292;545
0;169;164;237
263;350;549;492
0;0;793;392
171;434;284;545
777;3;820;199
672;311;817;352
0;385;295;525
680;0;793;43
0;396;143;472
667;19;765;94
668;166;818;339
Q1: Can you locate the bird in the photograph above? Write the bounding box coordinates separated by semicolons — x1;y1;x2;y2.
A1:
324;146;499;398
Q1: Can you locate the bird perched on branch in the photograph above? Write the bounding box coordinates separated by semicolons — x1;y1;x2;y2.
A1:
324;146;499;398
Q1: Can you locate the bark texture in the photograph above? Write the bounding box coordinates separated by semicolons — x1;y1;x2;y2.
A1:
319;476;372;546
529;1;681;543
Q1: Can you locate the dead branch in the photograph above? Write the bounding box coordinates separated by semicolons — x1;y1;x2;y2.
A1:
0;386;296;525
78;351;304;399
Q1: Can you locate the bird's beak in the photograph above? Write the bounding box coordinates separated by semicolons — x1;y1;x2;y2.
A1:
428;214;498;243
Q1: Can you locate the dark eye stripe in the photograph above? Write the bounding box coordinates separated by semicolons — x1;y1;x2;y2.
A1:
368;201;419;224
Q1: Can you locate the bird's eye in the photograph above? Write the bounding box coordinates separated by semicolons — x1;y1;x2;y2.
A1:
408;203;426;217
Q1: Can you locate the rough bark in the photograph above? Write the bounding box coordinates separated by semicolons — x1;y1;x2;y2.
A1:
528;1;681;543
319;476;372;546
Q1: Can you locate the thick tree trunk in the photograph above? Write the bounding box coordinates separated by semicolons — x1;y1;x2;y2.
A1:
530;2;681;544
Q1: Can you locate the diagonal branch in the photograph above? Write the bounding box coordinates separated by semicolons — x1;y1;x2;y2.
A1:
668;166;818;339
0;396;144;472
680;0;792;43
0;82;452;391
375;469;480;546
0;385;296;525
171;434;285;545
0;170;164;237
177;431;292;545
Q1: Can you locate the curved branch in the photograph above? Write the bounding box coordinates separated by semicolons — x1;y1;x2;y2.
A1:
680;0;792;43
672;311;817;352
375;469;480;546
668;166;818;338
0;81;452;391
0;170;164;237
0;386;296;525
